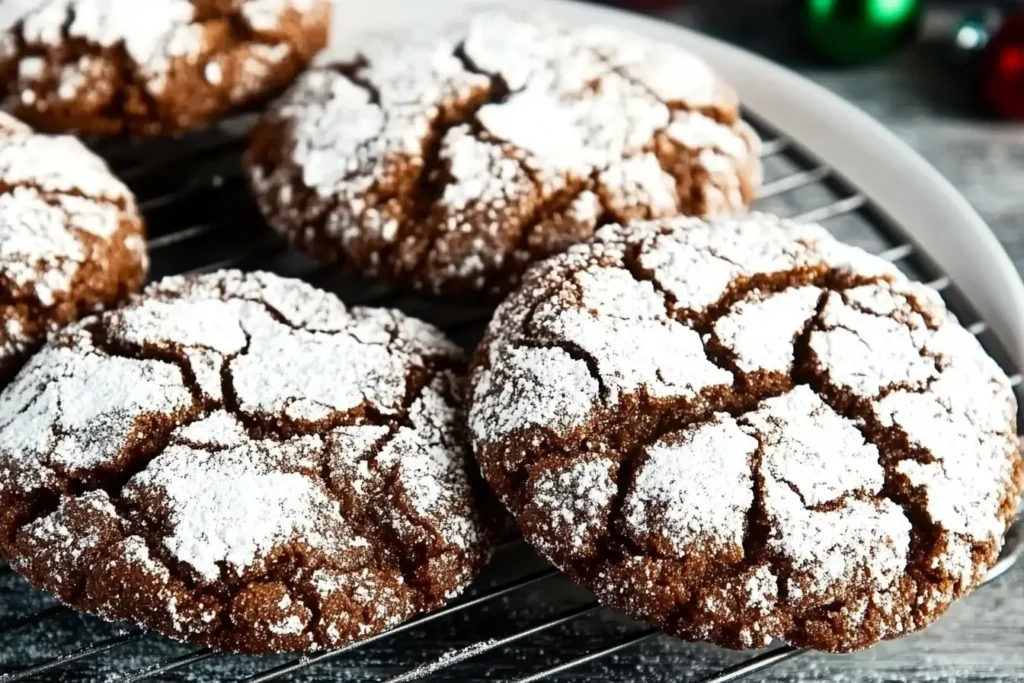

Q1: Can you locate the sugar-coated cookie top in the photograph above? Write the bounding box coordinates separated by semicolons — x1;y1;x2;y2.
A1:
469;212;1022;652
0;0;331;136
0;270;493;654
246;11;761;297
0;0;320;93
0;111;144;382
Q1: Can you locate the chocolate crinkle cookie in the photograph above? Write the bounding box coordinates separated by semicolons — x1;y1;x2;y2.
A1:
0;111;145;387
245;12;762;300
0;270;494;654
0;0;331;137
468;213;1023;653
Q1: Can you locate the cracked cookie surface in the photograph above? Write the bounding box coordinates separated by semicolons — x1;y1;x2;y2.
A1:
0;269;494;654
0;111;145;387
244;11;762;300
468;213;1023;652
0;0;331;137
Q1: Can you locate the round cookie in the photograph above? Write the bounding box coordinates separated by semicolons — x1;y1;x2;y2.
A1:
245;12;762;300
468;214;1023;653
0;0;331;137
0;111;145;387
0;270;494;654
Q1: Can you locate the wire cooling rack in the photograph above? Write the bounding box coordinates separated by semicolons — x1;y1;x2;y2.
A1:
0;110;1022;683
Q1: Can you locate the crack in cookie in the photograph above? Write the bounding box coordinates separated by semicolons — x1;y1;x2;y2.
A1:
468;213;1023;653
244;11;762;300
0;270;495;654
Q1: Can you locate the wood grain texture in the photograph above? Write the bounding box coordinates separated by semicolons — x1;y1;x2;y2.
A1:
1;5;1023;682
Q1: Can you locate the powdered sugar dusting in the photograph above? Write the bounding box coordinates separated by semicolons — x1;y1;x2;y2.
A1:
11;489;116;586
767;478;910;604
745;565;777;612
275;37;484;209
618;214;831;313
470;211;1020;651
442;126;529;214
183;348;225;403
174;410;248;449
742;387;910;599
714;286;821;374
112;298;248;354
242;0;318;32
0;341;193;477
0;110;138;301
248;10;760;295
127;437;345;581
880;390;1013;541
623;415;757;556
4;1;197;94
531;265;733;402
666;110;751;160
0;270;491;653
577;23;725;108
268;613;308;636
2;1;321;98
1;189;94;303
469;344;599;441
810;285;938;398
231;317;408;422
528;456;616;555
597;154;680;220
0;111;144;385
744;386;885;508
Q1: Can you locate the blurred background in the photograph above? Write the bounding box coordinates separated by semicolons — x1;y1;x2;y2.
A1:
593;0;1024;269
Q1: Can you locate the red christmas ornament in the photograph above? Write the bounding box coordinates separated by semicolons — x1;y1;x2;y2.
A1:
981;10;1024;119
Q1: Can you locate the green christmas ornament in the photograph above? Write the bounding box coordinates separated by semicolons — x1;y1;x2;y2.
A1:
802;0;922;66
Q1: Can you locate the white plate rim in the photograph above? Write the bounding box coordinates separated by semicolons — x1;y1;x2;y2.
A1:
329;0;1024;367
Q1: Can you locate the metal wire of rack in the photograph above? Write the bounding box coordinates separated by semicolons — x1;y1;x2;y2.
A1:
0;110;1022;683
